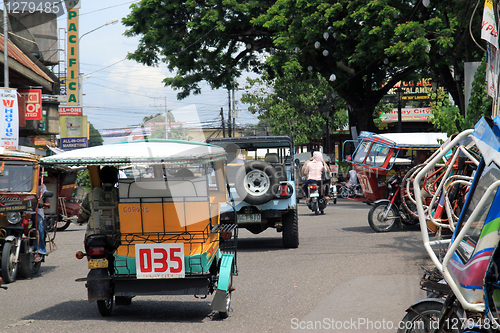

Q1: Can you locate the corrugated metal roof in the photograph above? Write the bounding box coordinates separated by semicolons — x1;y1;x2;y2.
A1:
0;33;53;83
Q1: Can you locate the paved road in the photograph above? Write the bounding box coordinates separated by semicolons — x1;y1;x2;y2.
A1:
0;199;430;333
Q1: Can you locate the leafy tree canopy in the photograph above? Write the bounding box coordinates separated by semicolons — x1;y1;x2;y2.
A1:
242;68;348;145
123;0;484;132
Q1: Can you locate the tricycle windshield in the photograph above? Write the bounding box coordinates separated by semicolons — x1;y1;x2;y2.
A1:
0;160;34;192
352;141;397;170
363;142;392;168
455;162;500;262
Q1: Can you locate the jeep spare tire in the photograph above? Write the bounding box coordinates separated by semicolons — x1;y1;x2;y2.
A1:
235;161;279;205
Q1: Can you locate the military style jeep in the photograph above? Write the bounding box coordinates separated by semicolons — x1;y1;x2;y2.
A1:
206;136;298;248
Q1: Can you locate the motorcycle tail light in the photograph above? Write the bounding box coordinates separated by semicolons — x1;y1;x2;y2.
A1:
87;247;106;256
279;184;289;197
310;185;318;191
221;231;232;240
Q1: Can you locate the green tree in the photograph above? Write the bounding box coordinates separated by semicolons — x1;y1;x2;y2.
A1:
242;69;347;145
88;123;103;147
123;0;483;133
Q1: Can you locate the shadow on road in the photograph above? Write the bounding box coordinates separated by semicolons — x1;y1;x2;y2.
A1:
236;236;285;252
342;221;421;234
22;299;220;322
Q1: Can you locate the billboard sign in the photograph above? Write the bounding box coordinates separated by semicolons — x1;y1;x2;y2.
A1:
59;115;87;149
0;88;19;149
19;89;42;120
66;6;79;105
59;106;82;116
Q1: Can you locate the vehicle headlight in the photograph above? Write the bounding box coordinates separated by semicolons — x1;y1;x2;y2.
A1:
6;212;22;224
387;183;392;190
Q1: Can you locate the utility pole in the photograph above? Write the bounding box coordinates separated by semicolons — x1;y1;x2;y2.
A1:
3;0;8;87
164;96;171;139
232;89;236;137
220;107;226;137
227;89;232;137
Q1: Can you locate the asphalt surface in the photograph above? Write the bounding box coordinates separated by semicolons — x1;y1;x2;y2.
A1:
0;199;430;333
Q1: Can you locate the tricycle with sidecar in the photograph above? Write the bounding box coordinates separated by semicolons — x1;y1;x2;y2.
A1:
42;139;237;318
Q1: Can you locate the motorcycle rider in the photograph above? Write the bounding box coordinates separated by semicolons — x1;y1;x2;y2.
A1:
77;166;121;249
302;151;331;202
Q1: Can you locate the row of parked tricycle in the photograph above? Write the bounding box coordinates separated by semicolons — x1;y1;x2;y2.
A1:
346;116;500;332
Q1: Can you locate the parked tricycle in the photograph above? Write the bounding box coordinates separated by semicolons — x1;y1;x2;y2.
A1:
346;131;449;232
398;117;500;332
42;140;237;318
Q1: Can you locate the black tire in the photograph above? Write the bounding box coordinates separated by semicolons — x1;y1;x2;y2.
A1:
56;220;72;231
32;259;42;275
97;295;114;317
397;300;459;333
310;201;318;214
368;202;399;232
44;216;56;233
333;198;337;204
282;209;299;248
235;161;279;205
1;242;18;283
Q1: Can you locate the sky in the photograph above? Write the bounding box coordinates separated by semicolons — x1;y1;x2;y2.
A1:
56;1;260;132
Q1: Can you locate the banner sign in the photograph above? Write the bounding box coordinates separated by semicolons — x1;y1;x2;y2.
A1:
0;88;19;149
59;115;87;149
487;44;499;99
380;108;434;123
61;137;87;149
66;7;79;105
59;106;82;116
19;89;41;120
481;0;499;48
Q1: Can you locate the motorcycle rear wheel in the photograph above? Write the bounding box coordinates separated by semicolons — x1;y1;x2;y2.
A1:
368;202;399;232
97;295;114;316
397;300;460;333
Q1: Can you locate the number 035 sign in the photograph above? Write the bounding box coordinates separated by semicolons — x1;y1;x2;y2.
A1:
135;243;185;279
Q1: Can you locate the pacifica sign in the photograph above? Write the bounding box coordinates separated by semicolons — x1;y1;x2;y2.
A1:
66;5;79;105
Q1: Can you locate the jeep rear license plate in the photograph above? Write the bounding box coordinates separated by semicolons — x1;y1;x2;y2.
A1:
88;258;108;269
237;214;261;223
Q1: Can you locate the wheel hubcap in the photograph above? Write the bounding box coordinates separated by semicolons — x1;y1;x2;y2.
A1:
244;170;270;196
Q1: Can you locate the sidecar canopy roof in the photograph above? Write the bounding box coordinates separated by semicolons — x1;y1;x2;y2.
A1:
359;131;448;149
41;139;226;166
